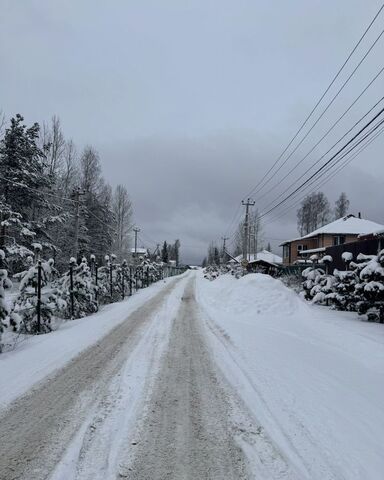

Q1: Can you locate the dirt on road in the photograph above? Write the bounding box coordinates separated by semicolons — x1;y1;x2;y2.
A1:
0;279;180;480
124;278;250;480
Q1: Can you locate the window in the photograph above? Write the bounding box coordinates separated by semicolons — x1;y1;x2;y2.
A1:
333;235;346;246
297;244;308;254
283;245;290;259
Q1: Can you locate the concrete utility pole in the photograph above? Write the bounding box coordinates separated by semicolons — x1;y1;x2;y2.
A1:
241;198;255;262
133;227;140;256
72;188;85;260
221;236;229;263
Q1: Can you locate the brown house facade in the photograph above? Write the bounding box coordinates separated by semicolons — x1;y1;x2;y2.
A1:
280;215;384;266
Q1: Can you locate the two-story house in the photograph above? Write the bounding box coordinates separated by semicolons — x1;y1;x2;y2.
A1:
280;214;384;266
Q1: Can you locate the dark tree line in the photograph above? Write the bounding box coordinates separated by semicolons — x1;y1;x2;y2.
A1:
161;239;181;265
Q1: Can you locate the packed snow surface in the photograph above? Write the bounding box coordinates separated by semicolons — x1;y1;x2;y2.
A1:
197;272;384;480
0;276;180;410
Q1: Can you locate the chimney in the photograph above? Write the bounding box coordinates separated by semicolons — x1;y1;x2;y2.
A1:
358;212;361;219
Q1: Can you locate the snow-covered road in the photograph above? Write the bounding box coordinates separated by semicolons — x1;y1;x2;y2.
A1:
0;270;383;479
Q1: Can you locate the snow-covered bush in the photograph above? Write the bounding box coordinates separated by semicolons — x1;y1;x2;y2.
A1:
203;263;245;281
55;257;97;319
0;249;12;351
301;265;326;301
327;269;359;311
354;249;384;322
10;258;63;334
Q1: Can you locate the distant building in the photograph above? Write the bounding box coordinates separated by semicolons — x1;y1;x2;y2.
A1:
280;214;384;266
232;250;283;265
130;247;148;258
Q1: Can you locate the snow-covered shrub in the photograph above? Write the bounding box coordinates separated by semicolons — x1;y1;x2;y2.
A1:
341;251;353;265
302;255;335;304
302;265;326;301
0;249;12;351
354;249;384;322
55;257;97;319
10;258;63;334
307;256;336;304
327;269;359;311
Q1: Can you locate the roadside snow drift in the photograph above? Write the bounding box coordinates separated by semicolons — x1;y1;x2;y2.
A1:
197;273;384;480
203;273;307;317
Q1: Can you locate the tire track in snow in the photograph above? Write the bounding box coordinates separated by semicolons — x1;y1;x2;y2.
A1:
123;278;250;480
0;277;182;480
51;275;190;480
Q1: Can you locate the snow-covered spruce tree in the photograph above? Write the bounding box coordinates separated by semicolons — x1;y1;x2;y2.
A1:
354;250;384;322
302;256;326;301
0;249;12;351
326;252;358;311
10;257;62;334
56;257;97;318
0;115;68;270
96;255;115;303
310;256;337;305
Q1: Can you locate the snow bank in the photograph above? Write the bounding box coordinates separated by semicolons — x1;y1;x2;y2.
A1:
201;273;309;317
197;272;384;480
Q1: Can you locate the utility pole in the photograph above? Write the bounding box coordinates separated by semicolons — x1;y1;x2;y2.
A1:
72;188;85;260
221;236;229;264
241;198;255;262
133;227;140;257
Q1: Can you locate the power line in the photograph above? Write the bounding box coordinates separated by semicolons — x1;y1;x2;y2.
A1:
259;106;384;219
257;95;384;211
255;67;384;203
263;122;384;228
242;3;384;201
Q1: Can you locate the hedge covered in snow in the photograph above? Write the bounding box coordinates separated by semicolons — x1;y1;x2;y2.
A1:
302;250;384;322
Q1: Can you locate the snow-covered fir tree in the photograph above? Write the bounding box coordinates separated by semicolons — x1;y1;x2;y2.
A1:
302;256;326;301
10;257;63;334
308;256;336;305
55;257;97;318
355;250;384;322
0;249;12;351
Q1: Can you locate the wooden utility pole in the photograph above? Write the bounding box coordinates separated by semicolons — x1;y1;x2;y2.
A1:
72;188;85;260
241;198;255;262
221;236;229;263
133;227;140;256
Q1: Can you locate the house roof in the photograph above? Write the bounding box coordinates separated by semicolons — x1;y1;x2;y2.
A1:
280;215;384;245
234;250;283;264
130;247;148;255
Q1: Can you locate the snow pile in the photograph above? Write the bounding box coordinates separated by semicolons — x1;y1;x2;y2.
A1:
196;271;384;480
201;273;308;317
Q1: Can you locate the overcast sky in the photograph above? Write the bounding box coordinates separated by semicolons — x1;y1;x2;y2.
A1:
1;0;383;263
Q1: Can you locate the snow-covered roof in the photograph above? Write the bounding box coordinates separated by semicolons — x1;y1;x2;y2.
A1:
298;247;326;255
280;215;384;245
234;250;283;264
130;247;148;255
369;229;384;238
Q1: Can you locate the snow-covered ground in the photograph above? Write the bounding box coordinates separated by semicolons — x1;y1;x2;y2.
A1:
2;270;383;479
0;275;183;411
196;272;384;480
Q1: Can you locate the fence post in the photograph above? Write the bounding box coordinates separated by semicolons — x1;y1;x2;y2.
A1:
109;261;113;300
122;264;125;299
36;260;42;333
69;262;74;319
95;262;98;301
